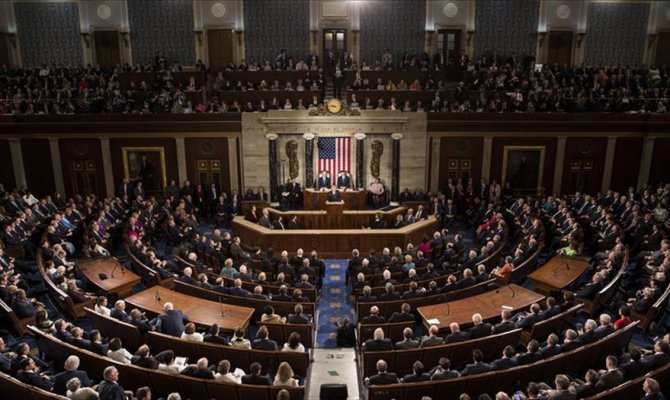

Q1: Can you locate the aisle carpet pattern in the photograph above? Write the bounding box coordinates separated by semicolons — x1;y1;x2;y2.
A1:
316;259;354;348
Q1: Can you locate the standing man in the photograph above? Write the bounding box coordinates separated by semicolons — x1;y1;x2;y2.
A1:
317;171;331;191
337;170;351;190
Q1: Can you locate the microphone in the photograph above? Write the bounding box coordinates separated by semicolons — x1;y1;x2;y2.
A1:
218;296;226;317
110;262;119;278
553;261;570;276
444;294;451;315
155;290;161;302
506;284;516;298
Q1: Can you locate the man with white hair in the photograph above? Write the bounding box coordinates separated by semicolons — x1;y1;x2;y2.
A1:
97;366;128;399
362;305;386;324
52;355;91;396
158;302;188;337
468;313;493;339
181;357;215;379
367;359;399;385
110;300;131;323
362;328;393;352
179;266;197;285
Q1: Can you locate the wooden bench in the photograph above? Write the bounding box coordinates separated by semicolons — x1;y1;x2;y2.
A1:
360;328;523;378
578;266;626;317
583;362;670;400
0;371;67;399
36;253;91;319
0;298;34;336
523;303;583;344
356;279;497;320
504;241;543;285
366;321;639;400
30;326;305;400
631;284;670;333
126;246;175;289
85;307;144;351
146;331;311;377
357;321;416;347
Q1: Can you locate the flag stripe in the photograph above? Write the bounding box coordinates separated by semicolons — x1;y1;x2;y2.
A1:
318;137;351;182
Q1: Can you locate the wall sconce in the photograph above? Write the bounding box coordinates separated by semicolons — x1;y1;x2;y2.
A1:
194;30;203;47
81;32;91;48
648;34;657;50
538;32;547;48
120;32;130;48
466;30;475;46
576;33;585;48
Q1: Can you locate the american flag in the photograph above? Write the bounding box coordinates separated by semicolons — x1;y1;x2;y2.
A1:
318;137;351;180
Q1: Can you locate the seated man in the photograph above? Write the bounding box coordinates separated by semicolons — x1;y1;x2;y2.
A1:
326;185;342;202
241;362;272;385
157;302;188;337
460;349;491;376
362;328;393;352
366;359;399;386
395;327;420;349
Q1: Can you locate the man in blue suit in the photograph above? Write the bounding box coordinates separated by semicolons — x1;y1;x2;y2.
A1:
52;356;91;396
317;171;331;190
337;171;351;189
157;302;188;337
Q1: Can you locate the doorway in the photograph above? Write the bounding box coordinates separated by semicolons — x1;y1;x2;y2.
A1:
437;29;462;79
94;31;120;66
547;31;573;66
322;29;346;75
207;29;234;69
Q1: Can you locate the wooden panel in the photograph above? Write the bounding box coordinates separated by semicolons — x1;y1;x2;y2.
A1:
610;137;643;192
650;138;670;186
109;138;178;194
0;33;10;67
20;138;55;197
561;137;607;195
0;140;15;190
438;137;483;191
655;32;670;67
490;137;557;194
547;31;573;66
184;137;230;192
207;29;233;68
94;31;120;67
59;138;106;198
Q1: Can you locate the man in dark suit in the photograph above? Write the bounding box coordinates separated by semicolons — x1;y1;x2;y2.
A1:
445;322;470;344
181;357;215;379
287;304;312;324
493;310;516;334
620;347;649;380
431;357;461;381
203;324;230;346
17;358;52;391
576;272;605;300
514;303;543;329
251;326;278;350
362;328;394;352
157;302;188;337
488;345;519;371
460;349;492;376
229;278;250;297
516;340;542;365
642;377;665;400
337;171;351;189
361;306;386;324
395;327;420;349
401;361;431;383
367;360;399;385
287;178;302;210
97;366;128;399
131;345;160;370
420;325;444;347
388;302;415;323
594;355;623;392
326;185;342;202
241;362;272;385
358;286;377;303
642;341;670;370
317;171;331;190
539;333;561;358
468;313;493;339
52;355;91;395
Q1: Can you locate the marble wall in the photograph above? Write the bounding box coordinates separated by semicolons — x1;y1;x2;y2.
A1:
584;2;649;65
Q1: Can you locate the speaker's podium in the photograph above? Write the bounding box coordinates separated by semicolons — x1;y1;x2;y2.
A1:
325;201;345;229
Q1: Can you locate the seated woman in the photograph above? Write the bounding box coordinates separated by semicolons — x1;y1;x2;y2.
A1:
181;322;204;342
261;305;286;324
273;362;299;387
282;332;305;352
229;327;251;349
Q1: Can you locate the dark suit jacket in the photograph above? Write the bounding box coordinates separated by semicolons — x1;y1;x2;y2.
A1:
181;366;214;379
252;338;278;350
363;339;393;352
395;339;420;349
402;373;431;383
595;369;623;391
420;336;444;347
132;355;159;369
488;357;518;371
516;351;542;365
388;312;415;323
431;369;460;381
368;372;399;385
620;359;649;380
361;315;386;324
287;314;311;324
492;320;516;334
445;331;470;344
241;374;272;385
110;309;132;323
158;309;187;337
97;379;127;400
53;370;91;395
468;323;493;339
460;362;491;376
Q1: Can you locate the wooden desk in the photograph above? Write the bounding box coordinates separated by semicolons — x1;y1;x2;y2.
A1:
232;215;437;258
124;286;254;334
304;189;366;210
527;255;590;295
77;258;141;299
265;206;407;230
417;285;545;333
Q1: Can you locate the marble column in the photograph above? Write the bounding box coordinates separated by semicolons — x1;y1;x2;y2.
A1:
430;137;441;193
601;136;617;193
227;137;240;193
637;137;655;190
175;137;188;186
553;137;567;195
390;133;403;203
100;138;115;198
48;138;66;196
354;133;366;189
481;137;493;181
8;138;27;188
303;133;315;189
267;133;279;203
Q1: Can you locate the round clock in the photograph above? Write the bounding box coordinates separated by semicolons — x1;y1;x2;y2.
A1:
327;98;342;114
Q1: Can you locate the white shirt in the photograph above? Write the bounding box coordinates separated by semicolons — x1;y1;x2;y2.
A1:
181;332;204;342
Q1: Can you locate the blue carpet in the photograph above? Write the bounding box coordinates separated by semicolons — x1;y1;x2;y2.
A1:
316;259;355;348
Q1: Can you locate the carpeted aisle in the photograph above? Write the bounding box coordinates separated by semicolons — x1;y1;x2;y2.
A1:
316;259;355;348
